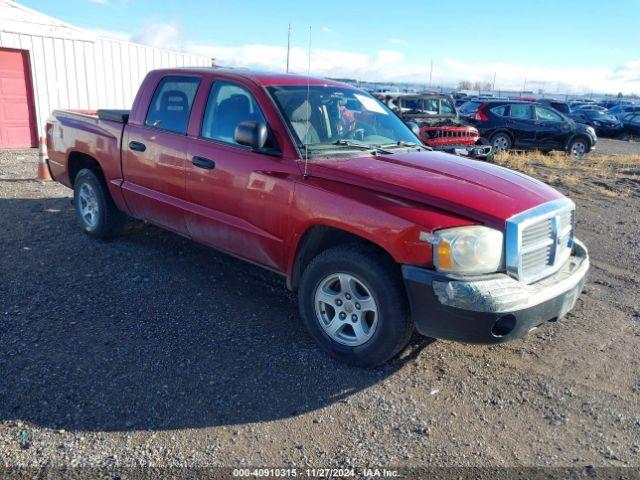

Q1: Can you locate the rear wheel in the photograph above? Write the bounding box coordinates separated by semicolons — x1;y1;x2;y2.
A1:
73;168;124;239
490;132;512;153
298;244;413;367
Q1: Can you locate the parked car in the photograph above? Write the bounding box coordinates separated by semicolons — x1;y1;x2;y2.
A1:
620;112;640;136
568;109;624;137
598;100;631;109
568;101;591;111
574;105;607;111
608;104;640;119
469;100;596;156
536;98;571;115
458;100;484;120
45;68;590;366
376;92;492;160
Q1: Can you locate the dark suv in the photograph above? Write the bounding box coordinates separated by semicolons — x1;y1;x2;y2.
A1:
469;101;597;156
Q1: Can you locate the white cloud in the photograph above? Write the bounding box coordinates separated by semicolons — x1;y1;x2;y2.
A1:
87;24;640;94
321;26;333;34
87;0;109;4
131;23;183;50
389;38;407;45
440;58;640;94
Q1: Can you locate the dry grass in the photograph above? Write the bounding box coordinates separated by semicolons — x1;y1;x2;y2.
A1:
493;150;640;198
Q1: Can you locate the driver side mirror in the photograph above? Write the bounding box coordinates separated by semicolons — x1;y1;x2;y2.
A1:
406;121;420;137
235;121;268;149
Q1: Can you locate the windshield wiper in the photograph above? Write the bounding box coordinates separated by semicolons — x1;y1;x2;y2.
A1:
379;141;432;151
331;140;394;155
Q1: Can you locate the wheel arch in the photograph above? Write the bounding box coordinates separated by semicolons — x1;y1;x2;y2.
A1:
489;129;514;144
565;133;591;151
288;224;398;291
67;151;105;187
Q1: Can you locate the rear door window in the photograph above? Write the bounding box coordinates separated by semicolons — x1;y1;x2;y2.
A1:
145;76;201;134
510;104;533;120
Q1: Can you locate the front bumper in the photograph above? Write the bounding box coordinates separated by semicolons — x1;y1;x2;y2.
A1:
595;126;623;137
433;144;493;159
402;240;589;343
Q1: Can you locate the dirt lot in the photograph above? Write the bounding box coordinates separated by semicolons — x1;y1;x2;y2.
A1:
1;140;639;473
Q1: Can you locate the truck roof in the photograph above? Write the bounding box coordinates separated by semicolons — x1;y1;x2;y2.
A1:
153;67;355;88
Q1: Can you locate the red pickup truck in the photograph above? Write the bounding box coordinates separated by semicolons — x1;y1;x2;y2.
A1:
46;68;590;366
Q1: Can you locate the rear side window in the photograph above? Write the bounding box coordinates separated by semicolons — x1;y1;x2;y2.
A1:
510;104;533;120
201;81;267;145
490;105;507;117
145;76;201;134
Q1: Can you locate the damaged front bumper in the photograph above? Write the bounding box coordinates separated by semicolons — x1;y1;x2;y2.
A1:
401;239;589;343
435;144;493;160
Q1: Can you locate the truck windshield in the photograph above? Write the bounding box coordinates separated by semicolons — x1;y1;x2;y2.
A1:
268;86;419;156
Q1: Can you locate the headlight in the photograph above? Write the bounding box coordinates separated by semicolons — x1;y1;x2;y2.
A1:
586;126;596;136
428;226;504;274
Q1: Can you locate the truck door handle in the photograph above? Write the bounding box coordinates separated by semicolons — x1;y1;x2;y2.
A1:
192;156;216;170
129;141;146;152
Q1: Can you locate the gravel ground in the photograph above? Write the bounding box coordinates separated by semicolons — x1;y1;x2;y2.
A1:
0;145;639;473
595;138;640;156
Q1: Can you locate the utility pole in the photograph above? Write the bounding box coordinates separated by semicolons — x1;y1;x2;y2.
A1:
522;77;527;93
492;72;496;91
428;59;433;89
286;23;291;73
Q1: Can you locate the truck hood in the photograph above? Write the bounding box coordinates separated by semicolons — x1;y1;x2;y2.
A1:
308;150;565;228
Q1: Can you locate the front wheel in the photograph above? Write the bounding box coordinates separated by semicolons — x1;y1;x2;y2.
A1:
568;138;589;157
298;244;414;367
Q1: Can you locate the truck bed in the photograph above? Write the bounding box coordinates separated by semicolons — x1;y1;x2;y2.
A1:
46;109;127;190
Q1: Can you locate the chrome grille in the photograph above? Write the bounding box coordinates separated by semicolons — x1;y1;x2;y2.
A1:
506;199;575;284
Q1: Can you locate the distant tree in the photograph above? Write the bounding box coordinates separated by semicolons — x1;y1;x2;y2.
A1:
472;81;483;91
617;92;624;98
483;82;493;91
458;80;472;90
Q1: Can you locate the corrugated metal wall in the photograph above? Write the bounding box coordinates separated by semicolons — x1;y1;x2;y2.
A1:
0;31;211;140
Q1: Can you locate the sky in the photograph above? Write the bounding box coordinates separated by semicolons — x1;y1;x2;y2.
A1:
18;0;640;94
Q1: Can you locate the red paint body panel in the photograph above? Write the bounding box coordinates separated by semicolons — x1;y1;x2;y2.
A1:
46;68;567;285
0;48;37;148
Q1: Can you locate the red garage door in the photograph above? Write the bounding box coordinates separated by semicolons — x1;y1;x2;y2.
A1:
0;48;37;148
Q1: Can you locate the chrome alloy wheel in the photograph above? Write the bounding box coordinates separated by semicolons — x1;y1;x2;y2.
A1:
492;135;510;153
571;140;587;157
314;273;379;347
78;183;99;228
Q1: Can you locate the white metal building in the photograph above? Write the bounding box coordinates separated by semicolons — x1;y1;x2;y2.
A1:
0;0;212;148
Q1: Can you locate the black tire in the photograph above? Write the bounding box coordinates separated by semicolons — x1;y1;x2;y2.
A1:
73;168;124;239
298;244;413;367
490;132;512;153
568;137;589;157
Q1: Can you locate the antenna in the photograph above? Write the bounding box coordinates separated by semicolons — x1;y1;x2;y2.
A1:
303;26;311;180
286;23;291;73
